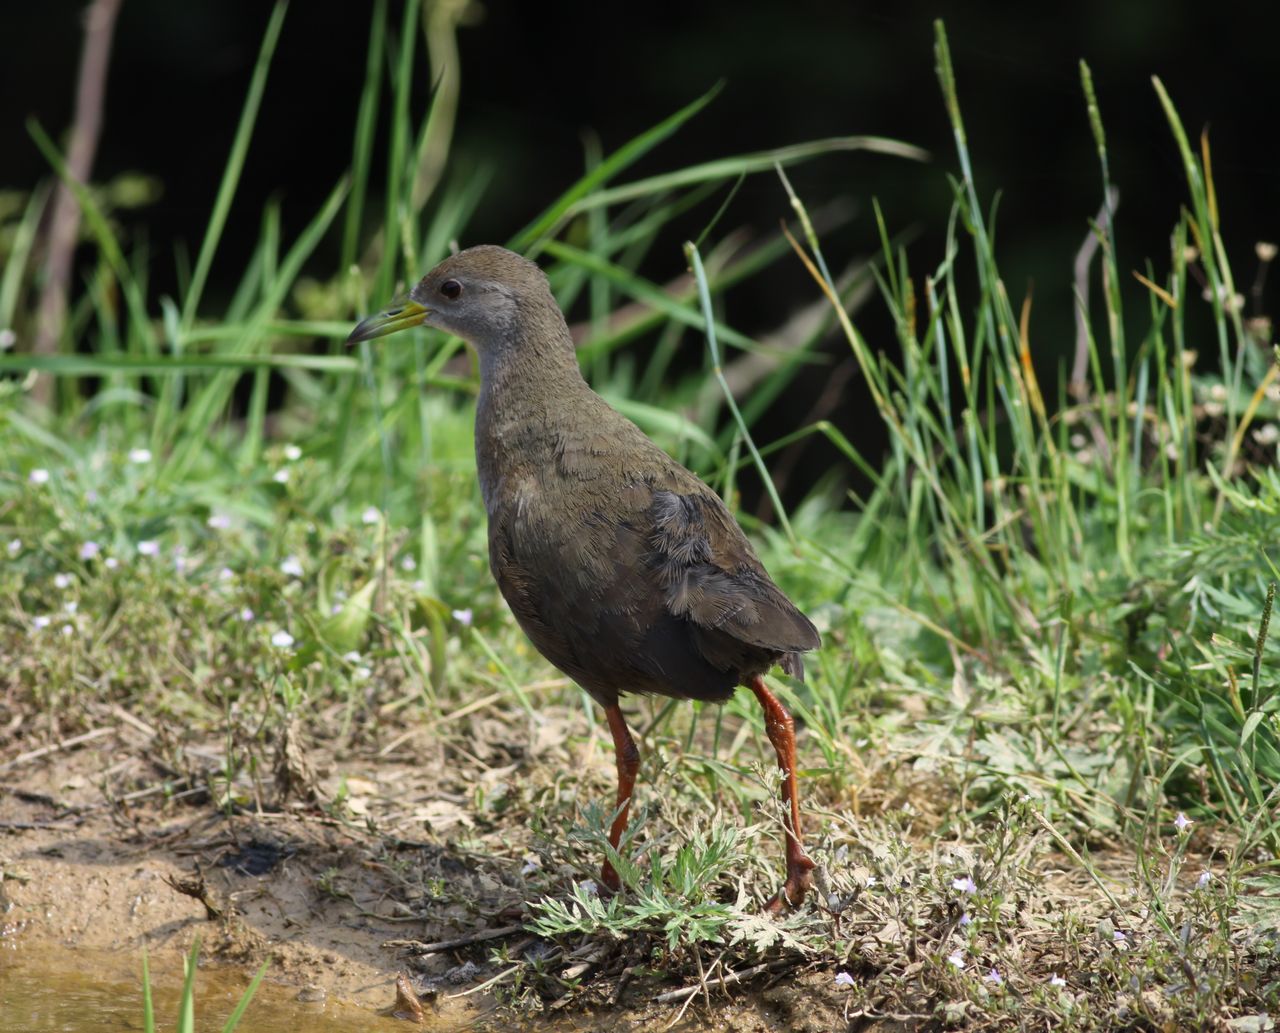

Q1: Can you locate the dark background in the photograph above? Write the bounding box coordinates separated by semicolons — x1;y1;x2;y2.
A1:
4;1;1277;495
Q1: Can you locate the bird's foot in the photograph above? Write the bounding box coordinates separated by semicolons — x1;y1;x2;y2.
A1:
764;853;816;914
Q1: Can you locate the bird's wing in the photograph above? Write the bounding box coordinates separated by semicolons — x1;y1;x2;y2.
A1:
644;485;820;660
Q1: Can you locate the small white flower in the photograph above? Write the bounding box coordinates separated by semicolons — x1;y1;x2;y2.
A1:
834;971;855;988
32;615;51;630
283;444;302;461
128;448;152;464
983;968;1003;986
451;608;473;626
79;541;100;560
61;623;74;637
280;556;304;577
54;573;72;589
239;607;255;622
218;567;235;581
0;328;15;348
865;875;877;888
361;506;380;525
137;540;159;557
400;555;416;572
1049;974;1067;987
1173;812;1193;833
104;556;119;570
272;468;290;484
353;666;371;681
952;875;977;894
578;880;599;897
1196;870;1211;889
29;468;50;485
63;601;78;614
7;539;20;556
342;651;362;663
271;630;295;649
946;951;965;970
207;513;232;530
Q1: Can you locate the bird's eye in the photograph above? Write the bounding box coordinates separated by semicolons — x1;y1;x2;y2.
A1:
440;279;463;300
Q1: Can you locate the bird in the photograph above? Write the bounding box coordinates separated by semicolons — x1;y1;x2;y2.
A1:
348;245;821;911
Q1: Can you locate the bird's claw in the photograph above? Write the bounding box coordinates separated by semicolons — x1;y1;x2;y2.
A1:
764;853;816;914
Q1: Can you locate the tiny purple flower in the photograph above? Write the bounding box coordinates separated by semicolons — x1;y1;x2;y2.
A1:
78;541;100;561
1196;870;1211;889
451;608;473;626
137;540;159;557
983;968;1003;986
1173;812;1193;833
361;506;380;525
834;971;855;988
946;951;965;970
1049;974;1067;987
952;875;977;895
280;556;304;577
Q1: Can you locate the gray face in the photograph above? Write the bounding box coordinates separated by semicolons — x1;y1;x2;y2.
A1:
345;245;550;357
406;272;521;353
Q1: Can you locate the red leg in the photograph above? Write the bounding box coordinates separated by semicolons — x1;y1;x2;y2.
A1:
748;675;816;912
600;702;640;892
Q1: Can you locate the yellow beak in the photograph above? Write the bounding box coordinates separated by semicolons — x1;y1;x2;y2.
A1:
346;299;430;344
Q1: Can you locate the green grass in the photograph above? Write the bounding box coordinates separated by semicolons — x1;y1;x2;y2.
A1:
141;941;266;1033
3;6;1280;1028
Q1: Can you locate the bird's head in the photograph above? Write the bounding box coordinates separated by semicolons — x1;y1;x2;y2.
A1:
346;245;552;355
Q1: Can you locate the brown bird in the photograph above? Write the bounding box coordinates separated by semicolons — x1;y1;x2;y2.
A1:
348;245;820;910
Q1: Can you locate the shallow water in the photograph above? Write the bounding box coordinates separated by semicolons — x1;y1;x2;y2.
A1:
0;949;410;1033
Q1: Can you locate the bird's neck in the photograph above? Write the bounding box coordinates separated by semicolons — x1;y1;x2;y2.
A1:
473;299;590;511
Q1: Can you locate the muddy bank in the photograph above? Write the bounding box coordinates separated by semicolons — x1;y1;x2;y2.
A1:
0;726;850;1031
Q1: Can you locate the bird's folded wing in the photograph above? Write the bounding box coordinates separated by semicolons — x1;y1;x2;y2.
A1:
647;488;819;655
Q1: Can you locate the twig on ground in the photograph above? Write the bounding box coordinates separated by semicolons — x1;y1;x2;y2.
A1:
0;727;114;773
383;924;524;955
653;958;797;1004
